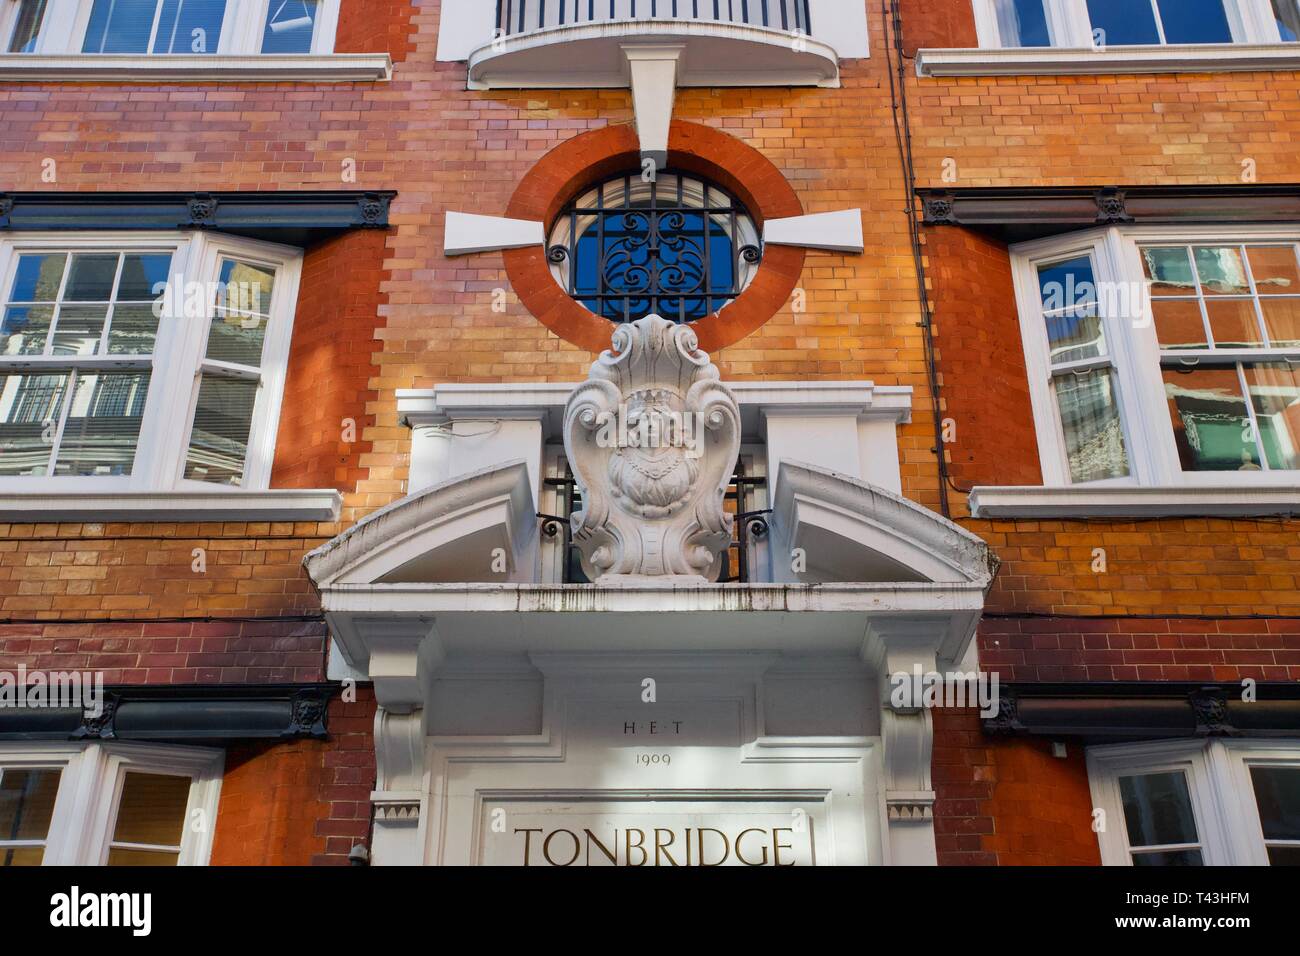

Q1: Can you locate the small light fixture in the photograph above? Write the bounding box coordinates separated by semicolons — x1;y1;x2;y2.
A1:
1051;741;1068;759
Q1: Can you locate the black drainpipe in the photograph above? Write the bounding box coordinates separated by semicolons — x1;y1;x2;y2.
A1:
882;0;954;518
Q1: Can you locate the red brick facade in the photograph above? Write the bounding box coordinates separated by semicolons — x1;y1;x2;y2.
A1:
934;709;1101;867
1;0;1297;868
211;690;376;866
271;229;388;494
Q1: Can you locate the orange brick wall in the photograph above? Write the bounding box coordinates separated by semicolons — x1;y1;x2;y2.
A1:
925;226;1043;490
896;0;979;53
271;230;386;493
934;708;1101;866
976;517;1300;618
335;0;417;60
0;524;334;621
908;70;1300;188
210;689;377;866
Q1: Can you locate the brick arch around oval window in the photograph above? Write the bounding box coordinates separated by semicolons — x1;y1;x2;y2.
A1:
504;121;806;354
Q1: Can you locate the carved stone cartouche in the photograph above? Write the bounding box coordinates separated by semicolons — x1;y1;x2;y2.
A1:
562;315;741;584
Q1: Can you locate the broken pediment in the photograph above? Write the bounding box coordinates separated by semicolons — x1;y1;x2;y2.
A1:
770;461;997;587
303;460;536;588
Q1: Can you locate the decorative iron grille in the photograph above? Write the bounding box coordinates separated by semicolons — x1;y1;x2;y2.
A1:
539;463;770;583
547;171;761;324
495;1;813;37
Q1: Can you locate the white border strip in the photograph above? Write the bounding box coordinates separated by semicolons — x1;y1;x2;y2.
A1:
969;485;1300;518
916;43;1300;77
0;53;392;82
0;489;342;522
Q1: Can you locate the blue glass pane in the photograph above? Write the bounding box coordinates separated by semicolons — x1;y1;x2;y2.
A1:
82;0;157;53
261;0;319;53
1087;0;1159;45
153;0;227;54
1158;0;1232;43
1038;256;1096;310
8;254;65;302
116;254;173;300
1278;0;1300;42
995;0;1052;47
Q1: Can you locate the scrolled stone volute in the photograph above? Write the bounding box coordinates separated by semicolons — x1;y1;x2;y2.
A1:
563;315;741;584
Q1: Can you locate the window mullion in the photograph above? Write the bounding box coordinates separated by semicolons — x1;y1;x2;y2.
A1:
1235;360;1270;470
1151;0;1168;44
40;1;83;54
96;251;127;356
1239;240;1276;347
1057;0;1095;46
42;367;77;476
41;252;73;356
129;238;199;490
145;0;165;53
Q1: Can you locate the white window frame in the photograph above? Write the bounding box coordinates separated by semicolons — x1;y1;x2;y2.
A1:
0;230;303;492
1011;224;1300;489
1089;738;1300;866
1;0;339;55
973;0;1071;48
0;740;222;866
0;0;46;52
974;0;1289;48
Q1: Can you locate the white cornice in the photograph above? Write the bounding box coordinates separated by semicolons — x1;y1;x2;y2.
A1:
0;53;393;82
320;580;989;615
398;381;913;426
916;43;1300;77
968;485;1300;519
0;489;342;522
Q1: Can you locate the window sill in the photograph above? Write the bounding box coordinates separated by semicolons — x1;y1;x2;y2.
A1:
968;485;1300;519
0;489;342;522
0;53;392;83
915;43;1300;77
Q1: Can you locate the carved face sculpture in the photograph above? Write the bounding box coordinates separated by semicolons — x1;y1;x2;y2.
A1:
607;390;700;518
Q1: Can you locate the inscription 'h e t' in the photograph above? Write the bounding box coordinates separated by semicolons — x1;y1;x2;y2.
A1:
623;721;683;735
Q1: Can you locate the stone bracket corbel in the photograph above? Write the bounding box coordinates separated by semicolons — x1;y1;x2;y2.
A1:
863;620;944;864
371;706;430;863
764;209;865;254
365;617;444;714
444;210;544;256
624;43;683;168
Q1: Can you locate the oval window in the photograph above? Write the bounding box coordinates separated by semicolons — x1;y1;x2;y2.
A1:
546;171;761;324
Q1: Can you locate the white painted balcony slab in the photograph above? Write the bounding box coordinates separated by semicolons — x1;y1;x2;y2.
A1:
467;19;840;89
